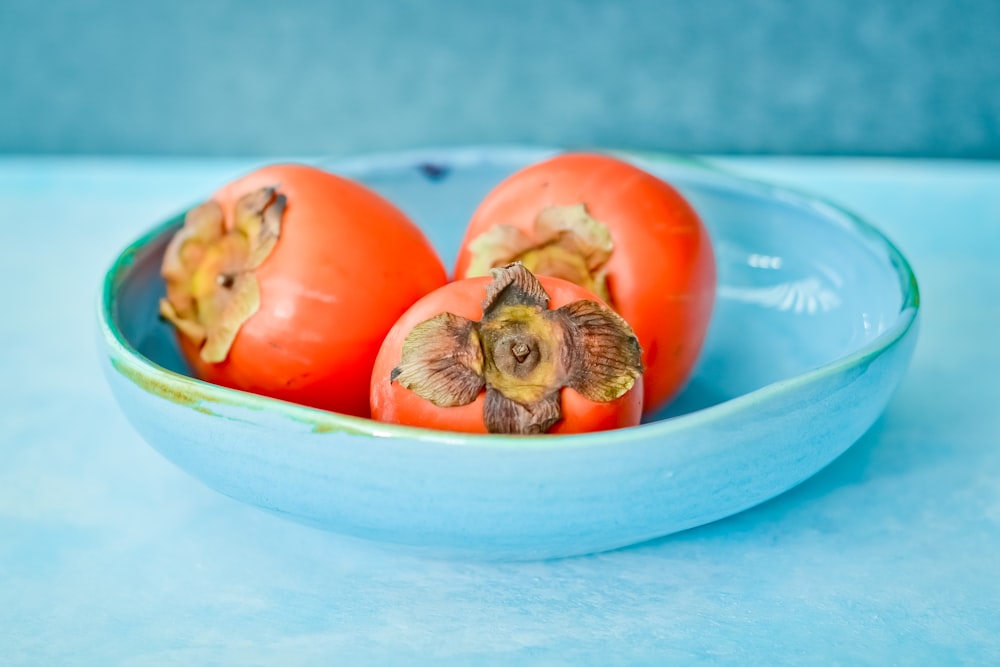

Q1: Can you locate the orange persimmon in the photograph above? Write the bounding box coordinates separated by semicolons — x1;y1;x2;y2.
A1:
159;163;447;417
370;264;644;435
454;152;716;414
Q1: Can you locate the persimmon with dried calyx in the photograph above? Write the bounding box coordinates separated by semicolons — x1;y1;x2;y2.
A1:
370;263;645;435
454;152;716;415
159;163;447;417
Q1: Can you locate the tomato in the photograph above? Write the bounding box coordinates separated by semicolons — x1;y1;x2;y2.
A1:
453;152;716;414
160;163;447;417
370;264;644;435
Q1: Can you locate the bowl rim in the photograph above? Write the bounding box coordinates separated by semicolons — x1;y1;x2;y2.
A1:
98;146;920;450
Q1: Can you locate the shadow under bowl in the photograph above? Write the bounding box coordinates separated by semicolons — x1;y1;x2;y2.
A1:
98;147;919;560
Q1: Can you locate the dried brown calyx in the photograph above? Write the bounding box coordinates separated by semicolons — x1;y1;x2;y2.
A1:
391;263;643;434
159;187;285;363
464;204;614;303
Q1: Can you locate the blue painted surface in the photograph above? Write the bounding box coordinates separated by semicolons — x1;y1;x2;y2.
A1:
1;156;997;663
1;0;999;158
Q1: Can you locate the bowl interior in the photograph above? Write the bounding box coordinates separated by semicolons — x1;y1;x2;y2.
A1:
110;149;910;423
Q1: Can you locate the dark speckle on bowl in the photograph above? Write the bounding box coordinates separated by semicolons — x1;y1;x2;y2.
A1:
417;162;450;182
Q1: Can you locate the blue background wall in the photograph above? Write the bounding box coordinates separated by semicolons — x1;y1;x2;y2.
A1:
2;0;998;157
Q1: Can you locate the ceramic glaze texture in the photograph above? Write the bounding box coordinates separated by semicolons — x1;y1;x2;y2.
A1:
98;147;919;560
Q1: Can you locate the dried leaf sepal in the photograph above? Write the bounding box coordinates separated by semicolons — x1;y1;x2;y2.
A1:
392;263;643;435
465;204;614;303
159;187;286;363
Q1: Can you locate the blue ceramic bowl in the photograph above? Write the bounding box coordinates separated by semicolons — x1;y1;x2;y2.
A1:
98;147;919;560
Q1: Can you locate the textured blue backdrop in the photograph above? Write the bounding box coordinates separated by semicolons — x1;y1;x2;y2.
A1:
1;0;998;157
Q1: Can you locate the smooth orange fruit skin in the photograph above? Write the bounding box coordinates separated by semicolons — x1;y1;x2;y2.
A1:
370;276;644;435
177;163;448;417
454;153;716;414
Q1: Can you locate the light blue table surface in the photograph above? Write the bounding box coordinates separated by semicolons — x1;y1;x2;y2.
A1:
1;156;997;665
